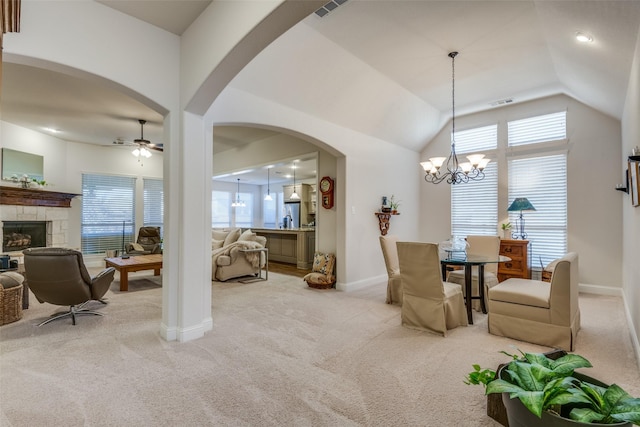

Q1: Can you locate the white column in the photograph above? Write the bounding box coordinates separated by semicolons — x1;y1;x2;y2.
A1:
160;112;213;342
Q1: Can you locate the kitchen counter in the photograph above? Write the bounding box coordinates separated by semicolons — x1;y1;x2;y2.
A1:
253;228;316;269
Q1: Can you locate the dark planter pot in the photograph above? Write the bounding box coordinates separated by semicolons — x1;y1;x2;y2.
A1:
498;366;631;427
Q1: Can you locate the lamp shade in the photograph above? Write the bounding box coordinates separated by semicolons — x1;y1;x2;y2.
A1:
507;198;536;212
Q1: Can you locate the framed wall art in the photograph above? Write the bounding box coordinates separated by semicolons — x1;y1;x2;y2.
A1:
628;160;639;207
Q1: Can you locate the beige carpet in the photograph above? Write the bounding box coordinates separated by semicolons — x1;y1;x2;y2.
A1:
1;271;638;427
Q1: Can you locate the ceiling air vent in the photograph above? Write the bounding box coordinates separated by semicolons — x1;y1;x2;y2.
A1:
490;98;514;107
315;0;348;17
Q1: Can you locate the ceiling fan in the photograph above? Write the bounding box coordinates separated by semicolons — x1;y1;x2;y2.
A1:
112;119;164;153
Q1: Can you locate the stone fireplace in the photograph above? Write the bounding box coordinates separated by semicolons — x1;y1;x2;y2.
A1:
2;221;48;252
0;186;78;254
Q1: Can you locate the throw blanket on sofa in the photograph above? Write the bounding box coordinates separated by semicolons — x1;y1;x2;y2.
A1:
212;240;264;273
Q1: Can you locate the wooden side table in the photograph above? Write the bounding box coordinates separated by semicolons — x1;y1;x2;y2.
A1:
498;239;530;282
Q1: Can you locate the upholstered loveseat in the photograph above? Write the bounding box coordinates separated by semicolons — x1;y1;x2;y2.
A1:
211;228;267;282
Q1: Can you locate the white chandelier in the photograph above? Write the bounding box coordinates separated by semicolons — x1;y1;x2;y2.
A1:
420;52;490;185
231;178;245;207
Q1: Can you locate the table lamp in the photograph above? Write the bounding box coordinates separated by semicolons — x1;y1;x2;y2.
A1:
507;197;536;239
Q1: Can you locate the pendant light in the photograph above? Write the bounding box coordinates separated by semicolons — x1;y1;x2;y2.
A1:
420;52;490;185
264;167;273;201
290;163;300;200
231;178;245;207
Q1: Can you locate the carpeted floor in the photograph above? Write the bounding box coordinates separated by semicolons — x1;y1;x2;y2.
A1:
1;271;638;426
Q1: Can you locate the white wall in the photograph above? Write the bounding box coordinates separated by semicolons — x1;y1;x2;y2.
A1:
209;87;420;289
1;121;163;258
621;29;640;365
419;94;623;288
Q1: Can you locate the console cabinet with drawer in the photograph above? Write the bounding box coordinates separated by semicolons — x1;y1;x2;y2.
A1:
498;239;530;282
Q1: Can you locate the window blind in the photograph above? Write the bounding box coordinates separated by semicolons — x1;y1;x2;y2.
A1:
81;174;135;254
453;124;498;152
451;162;498;236
212;191;231;228
451;124;498;237
508;154;567;267
143;178;163;233
508;111;566;146
235;192;253;227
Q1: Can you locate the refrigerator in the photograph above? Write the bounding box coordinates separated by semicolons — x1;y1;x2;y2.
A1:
283;202;301;229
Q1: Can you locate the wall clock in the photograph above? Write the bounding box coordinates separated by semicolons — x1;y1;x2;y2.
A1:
319;176;334;209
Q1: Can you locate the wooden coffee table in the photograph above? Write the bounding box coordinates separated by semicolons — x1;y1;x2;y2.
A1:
104;254;163;291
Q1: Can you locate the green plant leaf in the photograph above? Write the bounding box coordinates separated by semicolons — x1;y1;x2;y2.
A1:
514;390;546;418
486;379;524;395
570;407;607;423
549;354;592;375
609;393;640;423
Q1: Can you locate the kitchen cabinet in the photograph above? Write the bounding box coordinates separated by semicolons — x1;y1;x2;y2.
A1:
254;228;315;269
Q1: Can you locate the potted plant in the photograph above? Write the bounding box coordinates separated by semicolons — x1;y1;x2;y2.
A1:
501;222;512;239
389;194;401;214
466;350;640;426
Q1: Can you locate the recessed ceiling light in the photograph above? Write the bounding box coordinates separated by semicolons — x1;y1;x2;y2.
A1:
575;32;593;43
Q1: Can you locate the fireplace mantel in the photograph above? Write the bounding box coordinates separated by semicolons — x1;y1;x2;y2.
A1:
0;186;80;208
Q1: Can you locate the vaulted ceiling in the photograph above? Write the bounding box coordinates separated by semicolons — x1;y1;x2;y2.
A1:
2;1;640;182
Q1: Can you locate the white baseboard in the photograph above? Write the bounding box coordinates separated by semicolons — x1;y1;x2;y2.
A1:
621;288;640;372
578;283;623;296
336;274;387;292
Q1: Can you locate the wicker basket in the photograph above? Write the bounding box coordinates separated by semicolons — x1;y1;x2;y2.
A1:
541;270;553;282
0;284;24;326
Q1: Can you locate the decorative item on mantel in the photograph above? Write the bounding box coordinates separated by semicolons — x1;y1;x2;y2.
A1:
9;174;47;189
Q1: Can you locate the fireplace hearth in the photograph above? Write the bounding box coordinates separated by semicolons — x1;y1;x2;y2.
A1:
2;221;47;252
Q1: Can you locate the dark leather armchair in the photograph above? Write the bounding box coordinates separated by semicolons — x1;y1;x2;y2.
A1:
126;226;162;255
23;247;115;326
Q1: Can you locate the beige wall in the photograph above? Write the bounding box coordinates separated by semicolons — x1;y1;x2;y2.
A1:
419;94;623;289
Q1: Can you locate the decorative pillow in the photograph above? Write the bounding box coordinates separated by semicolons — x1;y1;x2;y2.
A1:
212;229;229;241
0;272;24;289
212;239;224;250
311;252;336;275
223;228;242;247
131;243;145;252
238;229;257;242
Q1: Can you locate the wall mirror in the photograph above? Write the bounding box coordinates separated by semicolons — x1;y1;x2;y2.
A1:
1;148;44;181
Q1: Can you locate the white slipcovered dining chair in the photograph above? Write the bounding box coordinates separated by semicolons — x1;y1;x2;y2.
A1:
379;235;402;305
397;242;468;336
447;235;500;312
487;252;580;351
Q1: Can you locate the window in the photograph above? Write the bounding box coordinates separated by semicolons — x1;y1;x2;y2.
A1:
508;111;566;147
451;124;498;237
212;191;230;228
234;192;253;227
451;162;498;236
507;111;568;267
143;178;163;233
508;154;567;267
81;174;135;254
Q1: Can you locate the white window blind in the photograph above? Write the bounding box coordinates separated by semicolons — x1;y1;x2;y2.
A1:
212;191;230;228
234;192;253;227
508;111;566;146
451;124;498;237
143;178;163;233
452;162;498;236
81;174;135;254
508;154;567;267
453;124;498;152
